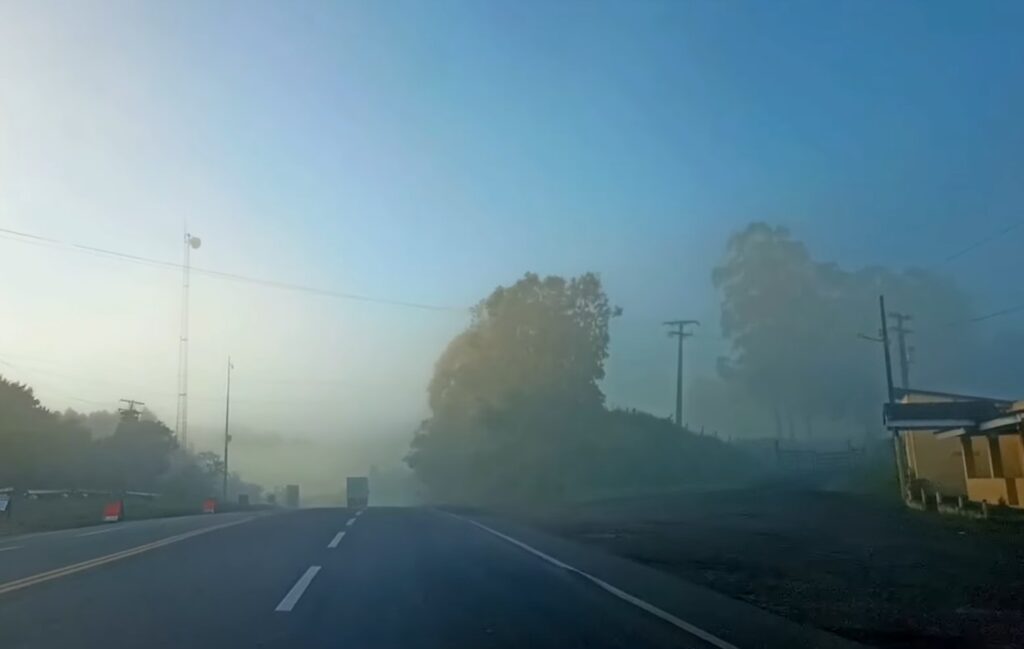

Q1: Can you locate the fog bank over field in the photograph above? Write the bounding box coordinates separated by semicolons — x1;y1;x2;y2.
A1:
187;426;419;505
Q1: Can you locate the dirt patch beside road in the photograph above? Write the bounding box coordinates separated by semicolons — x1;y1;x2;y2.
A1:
524;486;1024;649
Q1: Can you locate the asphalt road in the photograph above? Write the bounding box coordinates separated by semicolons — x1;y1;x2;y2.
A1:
0;508;861;649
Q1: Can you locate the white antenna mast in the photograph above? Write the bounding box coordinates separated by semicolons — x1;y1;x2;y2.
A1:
175;231;201;448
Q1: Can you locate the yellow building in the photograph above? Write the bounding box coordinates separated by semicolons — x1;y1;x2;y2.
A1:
886;389;1024;509
954;405;1024;507
903;429;972;497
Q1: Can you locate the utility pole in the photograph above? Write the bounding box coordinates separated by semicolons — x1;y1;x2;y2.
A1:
176;232;201;449
856;292;897;399
118;399;145;422
879;296;910;501
663;319;699;428
888;311;913;389
222;356;233;503
878;296;895;403
859;296;906;501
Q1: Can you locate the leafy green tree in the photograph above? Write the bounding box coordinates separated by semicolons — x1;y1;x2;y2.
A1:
408;272;619;503
92;417;178;492
62;408;120;439
711;222;977;437
0;377;90;487
427;272;617;416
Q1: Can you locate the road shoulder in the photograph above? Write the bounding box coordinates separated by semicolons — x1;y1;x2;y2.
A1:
444;509;865;649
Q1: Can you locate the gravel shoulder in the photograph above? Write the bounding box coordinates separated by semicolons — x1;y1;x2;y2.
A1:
523;485;1024;649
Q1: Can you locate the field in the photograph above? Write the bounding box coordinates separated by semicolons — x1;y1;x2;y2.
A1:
526;485;1024;649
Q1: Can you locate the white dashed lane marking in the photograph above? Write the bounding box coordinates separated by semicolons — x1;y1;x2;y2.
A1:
275;566;321;612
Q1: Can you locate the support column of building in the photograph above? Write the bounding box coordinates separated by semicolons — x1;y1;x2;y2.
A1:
960;436;977;480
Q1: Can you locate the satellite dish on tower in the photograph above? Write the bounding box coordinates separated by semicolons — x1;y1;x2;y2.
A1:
190;236;202;249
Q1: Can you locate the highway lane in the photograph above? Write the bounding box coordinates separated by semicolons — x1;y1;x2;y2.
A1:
0;511;268;585
0;507;862;649
271;508;694;648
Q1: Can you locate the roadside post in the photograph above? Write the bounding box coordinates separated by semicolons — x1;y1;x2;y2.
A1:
102;500;123;522
0;493;11;520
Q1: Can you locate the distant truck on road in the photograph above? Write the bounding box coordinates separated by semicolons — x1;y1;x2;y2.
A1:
346;477;369;509
285;484;300;508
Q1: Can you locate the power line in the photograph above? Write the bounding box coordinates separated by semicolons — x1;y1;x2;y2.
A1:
0;359;116;408
920;302;1024;329
0;352;355;389
0;353;363;410
925;219;1024;327
940;220;1024;265
0;226;468;313
0;354;169;391
963;303;1024;324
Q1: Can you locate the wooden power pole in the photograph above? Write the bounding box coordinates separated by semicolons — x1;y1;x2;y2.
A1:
888;311;913;389
664;320;699;428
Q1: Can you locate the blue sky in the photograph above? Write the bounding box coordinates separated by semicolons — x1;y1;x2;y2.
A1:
146;0;1024;308
1;0;1023;441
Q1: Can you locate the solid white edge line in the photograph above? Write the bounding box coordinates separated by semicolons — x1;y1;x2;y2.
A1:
345;517;356;527
76;527;119;537
327;531;346;548
451;514;740;649
0;546;21;552
274;566;321;612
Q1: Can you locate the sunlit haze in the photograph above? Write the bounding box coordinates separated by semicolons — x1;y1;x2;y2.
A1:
5;4;1024;648
2;2;1023;489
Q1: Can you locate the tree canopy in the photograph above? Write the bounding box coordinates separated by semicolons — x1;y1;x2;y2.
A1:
0;377;90;487
428;272;616;417
709;222;980;436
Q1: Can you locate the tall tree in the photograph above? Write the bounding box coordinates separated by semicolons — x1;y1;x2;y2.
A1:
0;377;90;487
711;222;978;436
92;417;178;492
408;272;618;503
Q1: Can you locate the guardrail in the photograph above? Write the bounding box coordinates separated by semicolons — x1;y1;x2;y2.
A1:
0;491;270;535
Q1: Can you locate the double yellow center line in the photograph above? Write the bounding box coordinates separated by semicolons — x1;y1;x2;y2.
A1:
0;517;252;596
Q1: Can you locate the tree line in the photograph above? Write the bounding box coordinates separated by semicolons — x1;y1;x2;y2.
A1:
0;376;258;500
691;222;1018;441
